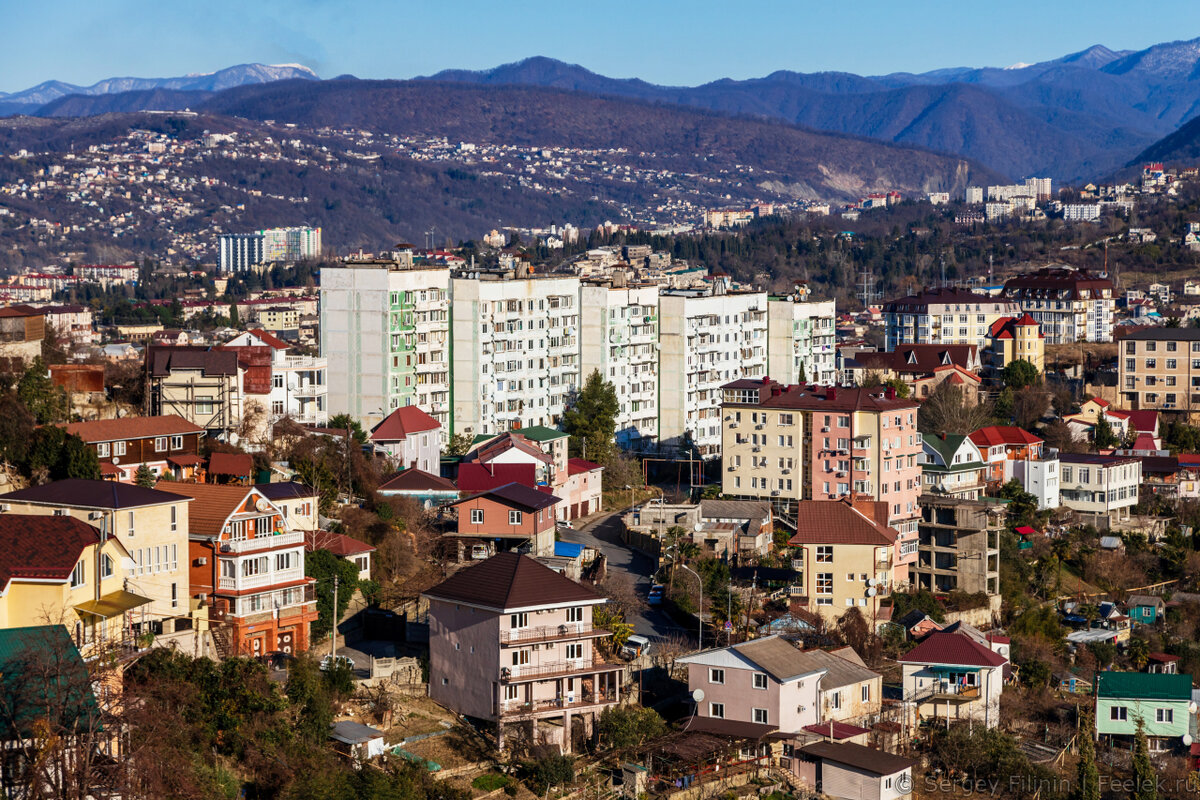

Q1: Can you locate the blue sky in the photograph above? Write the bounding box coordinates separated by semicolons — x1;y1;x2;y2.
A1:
1;0;1192;93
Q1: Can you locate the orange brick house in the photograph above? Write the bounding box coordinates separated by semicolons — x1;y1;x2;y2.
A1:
444;483;561;560
968;426;1045;487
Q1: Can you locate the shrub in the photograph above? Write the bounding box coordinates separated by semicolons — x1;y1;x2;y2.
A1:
472;774;511;792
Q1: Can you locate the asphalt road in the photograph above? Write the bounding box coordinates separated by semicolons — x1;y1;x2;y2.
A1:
570;509;688;643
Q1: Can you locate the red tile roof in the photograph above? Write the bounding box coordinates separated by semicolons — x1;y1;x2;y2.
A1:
1127;410;1159;435
802;721;872;740
63;414;204;443
897;631;1007;668
207;452;253;477
378;468;458;493
305;530;375;557
247;329;290;350
567;458;603;476
465;433;551;465
0;515;104;587
154;482;266;538
423;552;602;611
457;463;537;493
969;426;1043;448
787;499;897;547
369;406;441;442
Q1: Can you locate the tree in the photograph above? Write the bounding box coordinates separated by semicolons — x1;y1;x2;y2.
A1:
1013;386;1049;430
0;391;34;467
328;413;367;445
1132;716;1158;800
305;549;360;640
134;464;156;488
25;427;100;482
1128;636;1150;671
1094;415;1119;449
562;370;619;462
597;705;667;750
446;431;474;456
229;302;239;326
918;381;994;438
1071;708;1100;800
16;358;66;425
1002;359;1041;389
1000;479;1040;530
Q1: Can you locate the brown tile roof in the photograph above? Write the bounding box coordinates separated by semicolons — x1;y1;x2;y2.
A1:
852;344;979;375
62;414;204;443
0;514;104;588
465;433;551;465
721;379;918;413
377;468;458;493
0;479;191;509
422;552;602;611
446;482;560;512
207;452;253;477
798;741;915;775
153;482;264;538
305;530;375;557
369;406;441;441
787;499;897;547
897;630;1007;668
146;345;239;377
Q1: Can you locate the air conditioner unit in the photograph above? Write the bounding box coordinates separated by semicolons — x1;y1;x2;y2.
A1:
782;469;791;475
196;557;207;566
821;426;830;432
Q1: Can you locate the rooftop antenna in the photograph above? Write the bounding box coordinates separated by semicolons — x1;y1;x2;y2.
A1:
988;254;994;284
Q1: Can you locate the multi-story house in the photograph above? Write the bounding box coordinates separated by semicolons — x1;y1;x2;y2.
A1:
842;345;982;402
968;425;1058;511
899;629;1007;729
367;405;442;472
452;271;580;438
579;279;659;451
160;483;318;659
222;329;327;428
659;282;769;458
1001;266;1115;344
720;379;923;551
1059;454;1141;525
1117;327;1200;412
144;345;244;442
445;483;561;559
787;499;903;622
320;258;451;433
914;496;1002;597
986;314;1044;371
920;434;986;499
0;514;141;657
0;480;195;644
792;646;883;727
255;481;320;535
882;288;1019;353
1094;672;1194;751
423;552;621;752
63;415;205;482
767;290;838;386
0;305;46;368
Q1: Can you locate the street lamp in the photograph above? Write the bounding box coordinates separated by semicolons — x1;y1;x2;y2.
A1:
678;564;703;650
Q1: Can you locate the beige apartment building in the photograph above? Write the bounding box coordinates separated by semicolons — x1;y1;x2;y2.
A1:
1118;327;1200;413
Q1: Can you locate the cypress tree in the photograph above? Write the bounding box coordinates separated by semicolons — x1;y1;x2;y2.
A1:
1072;708;1099;800
1132;717;1157;800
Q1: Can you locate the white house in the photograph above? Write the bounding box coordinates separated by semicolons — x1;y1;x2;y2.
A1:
368;405;442;473
898;630;1006;729
1059;454;1141;525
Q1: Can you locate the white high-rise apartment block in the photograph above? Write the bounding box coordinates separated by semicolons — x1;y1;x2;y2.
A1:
217;233;265;274
261;227;322;262
767;291;837;386
658;281;768;458
580;280;660;452
451;273;581;438
320;260;451;435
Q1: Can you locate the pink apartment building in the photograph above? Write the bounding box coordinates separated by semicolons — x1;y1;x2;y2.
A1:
423;553;622;752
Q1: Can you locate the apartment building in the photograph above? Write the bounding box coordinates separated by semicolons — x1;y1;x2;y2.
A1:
579;279;659;451
63;415;205;482
720;379;923;549
161;483;318;658
787;499;903;623
882;288;1019;352
767;290;838;386
914;496;1002;596
1117;327;1200;412
423;553;621;752
452;272;581;438
659;282;769;458
222;329;328;429
1001;267;1115;344
321;259;451;433
218;227;322;274
1059;454;1141;525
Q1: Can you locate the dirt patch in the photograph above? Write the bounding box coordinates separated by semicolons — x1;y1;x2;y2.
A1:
405;724;493;770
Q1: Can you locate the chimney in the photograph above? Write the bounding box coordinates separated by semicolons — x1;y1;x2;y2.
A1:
885;387;896;400
827;386;837;400
850;495;890;527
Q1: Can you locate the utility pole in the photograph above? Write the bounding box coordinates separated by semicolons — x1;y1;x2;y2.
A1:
331;575;339;658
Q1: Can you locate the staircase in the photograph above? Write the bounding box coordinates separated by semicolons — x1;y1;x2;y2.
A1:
211;625;234;660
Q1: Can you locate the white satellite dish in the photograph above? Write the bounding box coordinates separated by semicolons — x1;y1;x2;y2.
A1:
1183;734;1193;746
692;688;705;703
693;523;704;532
866;578;877;588
867;587;877;597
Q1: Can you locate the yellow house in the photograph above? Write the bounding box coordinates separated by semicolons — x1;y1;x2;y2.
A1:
0;479;196;645
0;513;146;657
988;314;1044;371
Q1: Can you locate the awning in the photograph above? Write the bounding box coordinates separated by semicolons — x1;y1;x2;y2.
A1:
75;590;152;619
679;715;778;740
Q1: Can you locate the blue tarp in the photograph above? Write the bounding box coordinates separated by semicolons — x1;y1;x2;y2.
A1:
554;541;584;558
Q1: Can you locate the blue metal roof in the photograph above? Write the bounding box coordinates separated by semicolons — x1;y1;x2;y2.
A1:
554;541;584;559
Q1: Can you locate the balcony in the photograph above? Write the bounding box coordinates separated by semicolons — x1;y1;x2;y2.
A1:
930;684;981;702
499;687;617;718
499;622;607;646
290;383;324;397
218;530;305;554
219;566;305;592
500;653;618;682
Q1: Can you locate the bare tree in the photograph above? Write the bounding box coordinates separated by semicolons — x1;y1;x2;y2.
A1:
918;382;994;437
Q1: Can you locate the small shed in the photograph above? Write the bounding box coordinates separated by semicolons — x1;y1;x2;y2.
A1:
330;720;386;760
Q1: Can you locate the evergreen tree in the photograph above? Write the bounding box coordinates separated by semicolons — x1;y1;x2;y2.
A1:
1094;416;1118;450
229;302;239;326
305;549;360;640
1072;709;1100;800
134;464;156;488
17;358;67;425
1132;716;1157;800
1002;359;1041;389
562;370;619;462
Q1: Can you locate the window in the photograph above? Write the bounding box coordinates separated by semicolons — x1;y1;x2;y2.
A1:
508;510;523;525
171;582;178;608
830;691;841;709
709;703;725;719
170;506;177;532
1156;708;1173;723
566;607;584;623
126;511;134;537
114;441;126;456
511;650;530;666
815;546;833;562
861;684;871;702
470;509;484;524
97;442;110;457
154;436;168;452
273;374;284;389
504;685;520;701
566;643;583;660
196;396;214;415
275;552;294;571
70;560;85;588
170;435;183;450
752;708;769;724
816;573;833;595
100;554;114;579
709;668;725;684
510;612;528;629
753;672;768;690
1110;706;1128;721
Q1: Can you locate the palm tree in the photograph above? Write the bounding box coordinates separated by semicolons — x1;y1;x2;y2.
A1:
1128;637;1150;671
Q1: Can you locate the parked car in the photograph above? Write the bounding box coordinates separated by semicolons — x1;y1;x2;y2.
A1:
620;634;652;661
320;654;355;672
647;584;665;606
557;520;574;530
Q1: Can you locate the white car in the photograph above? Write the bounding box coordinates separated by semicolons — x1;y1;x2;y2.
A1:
320;654;355;672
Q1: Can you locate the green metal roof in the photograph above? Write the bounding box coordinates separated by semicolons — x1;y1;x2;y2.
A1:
0;625;100;738
1095;671;1193;701
511;425;568;442
923;433;968;464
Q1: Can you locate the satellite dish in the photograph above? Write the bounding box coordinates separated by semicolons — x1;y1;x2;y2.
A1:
867;587;877;597
692;688;705;703
866;578;877;588
693;523;704;532
1183;734;1194;746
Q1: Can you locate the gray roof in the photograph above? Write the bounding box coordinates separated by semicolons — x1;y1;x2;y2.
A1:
790;648;880;691
731;636;814;682
701;499;770;524
1120;327;1200;342
1126;595;1164;608
329;720;384;744
1;479;191;509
